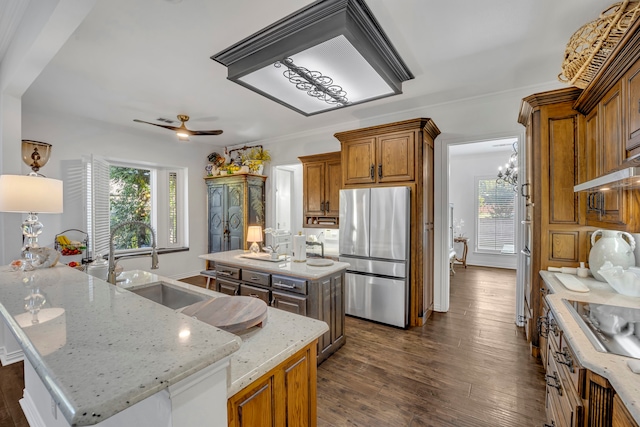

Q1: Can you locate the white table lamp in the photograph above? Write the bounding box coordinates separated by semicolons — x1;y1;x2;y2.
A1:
246;226;263;254
0;174;64;255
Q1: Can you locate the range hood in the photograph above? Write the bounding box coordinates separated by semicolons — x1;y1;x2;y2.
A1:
574;153;640;192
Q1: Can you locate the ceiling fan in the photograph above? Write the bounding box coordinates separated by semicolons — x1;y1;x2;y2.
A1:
133;114;223;141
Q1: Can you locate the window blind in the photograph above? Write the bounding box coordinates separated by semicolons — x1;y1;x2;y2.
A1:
476;177;515;252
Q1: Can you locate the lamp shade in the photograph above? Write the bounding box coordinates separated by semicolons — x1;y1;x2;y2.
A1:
0;174;64;213
246;226;263;243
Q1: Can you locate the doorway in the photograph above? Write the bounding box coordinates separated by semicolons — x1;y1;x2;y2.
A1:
435;134;525;326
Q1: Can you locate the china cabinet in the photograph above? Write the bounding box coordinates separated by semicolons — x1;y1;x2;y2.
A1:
205;174;266;254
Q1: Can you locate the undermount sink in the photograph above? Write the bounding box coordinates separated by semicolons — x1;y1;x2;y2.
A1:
564;299;640;359
130;282;212;310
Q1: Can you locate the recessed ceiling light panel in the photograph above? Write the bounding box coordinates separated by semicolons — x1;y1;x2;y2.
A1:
212;0;413;116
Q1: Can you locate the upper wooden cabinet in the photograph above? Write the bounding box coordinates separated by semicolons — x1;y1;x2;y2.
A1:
337;127;416;185
624;57;640;152
298;151;341;228
584;81;628;228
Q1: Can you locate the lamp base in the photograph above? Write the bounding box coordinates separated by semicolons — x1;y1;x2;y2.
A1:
21;212;43;265
249;242;260;254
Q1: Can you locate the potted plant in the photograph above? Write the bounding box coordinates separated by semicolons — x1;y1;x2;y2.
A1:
243;147;271;175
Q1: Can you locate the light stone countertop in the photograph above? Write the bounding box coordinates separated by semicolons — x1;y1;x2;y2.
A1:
0;265;241;426
540;270;640;422
117;270;329;397
200;249;350;280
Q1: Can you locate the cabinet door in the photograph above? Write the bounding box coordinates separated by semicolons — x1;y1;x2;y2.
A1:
283;347;313;427
240;283;271;305
325;159;342;217
613;394;639;427
228;377;275;427
625;57;640;152
377;131;415;182
318;277;332;357
226;183;245;250
303;162;326;216
599;83;626;225
208;185;225;253
272;291;307;316
342;138;376;185
331;274;344;345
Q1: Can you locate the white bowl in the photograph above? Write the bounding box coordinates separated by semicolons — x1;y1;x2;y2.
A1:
598;261;640;297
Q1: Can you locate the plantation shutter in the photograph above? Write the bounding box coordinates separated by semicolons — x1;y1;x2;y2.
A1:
85;155;111;258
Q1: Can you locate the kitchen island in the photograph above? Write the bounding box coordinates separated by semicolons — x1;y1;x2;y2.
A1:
200;249;349;364
540;271;640;425
0;265;328;426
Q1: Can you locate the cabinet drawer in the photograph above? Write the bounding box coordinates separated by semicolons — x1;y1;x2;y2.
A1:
272;274;307;295
546;340;584;427
217;277;240;296
554;338;585;397
241;269;270;287
215;263;240;280
240;284;271;305
272;291;307;316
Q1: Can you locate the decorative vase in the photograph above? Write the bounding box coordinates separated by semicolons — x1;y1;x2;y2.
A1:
244;160;264;175
589;229;636;282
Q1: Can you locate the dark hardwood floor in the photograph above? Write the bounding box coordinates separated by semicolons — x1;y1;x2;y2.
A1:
0;266;545;426
316;266;546;426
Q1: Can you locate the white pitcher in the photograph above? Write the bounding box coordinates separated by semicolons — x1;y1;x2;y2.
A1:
589;230;636;282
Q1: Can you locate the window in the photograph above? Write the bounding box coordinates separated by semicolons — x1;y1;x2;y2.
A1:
85;155;188;257
476;176;515;253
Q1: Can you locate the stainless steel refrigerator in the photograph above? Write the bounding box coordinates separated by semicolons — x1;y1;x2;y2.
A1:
339;186;410;328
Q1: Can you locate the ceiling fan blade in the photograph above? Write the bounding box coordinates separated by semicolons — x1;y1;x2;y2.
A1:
133;119;181;132
191;130;224;136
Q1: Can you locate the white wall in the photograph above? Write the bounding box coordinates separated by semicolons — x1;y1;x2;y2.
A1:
17;108;213;279
449;149;517;269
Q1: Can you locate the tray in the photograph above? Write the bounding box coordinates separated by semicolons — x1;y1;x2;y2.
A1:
239;253;289;262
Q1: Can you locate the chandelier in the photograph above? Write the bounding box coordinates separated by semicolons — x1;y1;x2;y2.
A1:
496;141;518;191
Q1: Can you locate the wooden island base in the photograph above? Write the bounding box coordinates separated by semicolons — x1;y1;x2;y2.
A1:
228;340;318;427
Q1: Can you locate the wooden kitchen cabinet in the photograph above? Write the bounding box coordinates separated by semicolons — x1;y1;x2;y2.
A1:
584;81;628;228
518;88;593;356
228;342;317;427
339;130;415;185
624;57;640;152
205;174;266;254
334;118;440;327
298;151;341;228
613;394;639;427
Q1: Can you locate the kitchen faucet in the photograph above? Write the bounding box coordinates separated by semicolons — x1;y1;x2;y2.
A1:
107;221;159;284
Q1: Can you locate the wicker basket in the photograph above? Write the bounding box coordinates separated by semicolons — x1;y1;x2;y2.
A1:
559;0;640;89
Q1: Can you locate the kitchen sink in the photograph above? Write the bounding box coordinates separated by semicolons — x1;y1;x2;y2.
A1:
130;282;211;310
564;299;640;359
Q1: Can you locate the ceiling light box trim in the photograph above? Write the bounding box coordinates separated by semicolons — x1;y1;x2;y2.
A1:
211;0;413;116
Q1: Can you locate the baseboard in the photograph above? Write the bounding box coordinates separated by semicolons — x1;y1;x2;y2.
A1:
19;390;47;427
0;346;24;365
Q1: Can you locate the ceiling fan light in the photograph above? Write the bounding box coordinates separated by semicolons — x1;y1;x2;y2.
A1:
176;132;190;141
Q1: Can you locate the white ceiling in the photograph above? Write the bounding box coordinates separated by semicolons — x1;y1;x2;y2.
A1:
5;0;610;148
